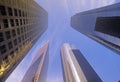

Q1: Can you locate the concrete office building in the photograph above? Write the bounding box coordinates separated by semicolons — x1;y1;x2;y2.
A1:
71;3;120;54
0;0;48;81
61;43;102;82
22;41;49;82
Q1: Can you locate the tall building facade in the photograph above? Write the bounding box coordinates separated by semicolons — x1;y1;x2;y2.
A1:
71;3;120;54
61;43;102;82
0;0;48;81
22;41;49;82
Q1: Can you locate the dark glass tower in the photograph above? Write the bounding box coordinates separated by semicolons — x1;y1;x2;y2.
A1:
71;3;120;55
0;0;48;81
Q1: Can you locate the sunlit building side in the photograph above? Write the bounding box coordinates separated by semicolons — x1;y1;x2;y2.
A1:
22;41;49;82
0;0;48;81
71;3;120;55
61;43;102;82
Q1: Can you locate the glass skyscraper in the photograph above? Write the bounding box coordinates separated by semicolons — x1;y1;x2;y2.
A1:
61;43;102;82
22;41;49;82
71;3;120;55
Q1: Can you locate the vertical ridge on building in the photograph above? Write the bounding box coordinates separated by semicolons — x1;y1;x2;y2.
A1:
22;41;49;82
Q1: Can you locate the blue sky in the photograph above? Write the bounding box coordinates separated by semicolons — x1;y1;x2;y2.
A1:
6;0;120;82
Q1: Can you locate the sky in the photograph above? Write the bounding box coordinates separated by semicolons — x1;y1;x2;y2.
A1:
6;0;120;82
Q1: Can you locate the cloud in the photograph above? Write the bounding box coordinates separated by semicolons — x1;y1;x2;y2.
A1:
63;0;116;16
35;0;116;20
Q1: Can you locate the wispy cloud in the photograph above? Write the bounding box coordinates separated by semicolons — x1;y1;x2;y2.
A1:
62;0;116;16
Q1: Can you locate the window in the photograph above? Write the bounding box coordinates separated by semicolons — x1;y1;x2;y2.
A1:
26;19;28;24
17;28;20;35
95;17;120;38
0;32;4;42
14;9;17;16
20;19;22;25
3;56;8;61
19;10;21;17
10;51;14;57
23;42;25;45
19;45;22;49
14;39;17;46
3;19;8;28
5;31;11;39
25;33;27;39
22;11;24;17
22;35;24;41
24;27;26;32
8;42;13;49
0;45;7;54
21;27;23;33
8;7;13;16
10;19;14;27
3;55;9;64
23;19;25;24
15;48;18;52
18;37;21;43
12;29;16;37
0;6;6;15
15;19;19;26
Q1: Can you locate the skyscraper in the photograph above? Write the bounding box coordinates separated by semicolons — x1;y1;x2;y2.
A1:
61;43;102;82
22;41;49;82
0;0;48;81
71;3;120;54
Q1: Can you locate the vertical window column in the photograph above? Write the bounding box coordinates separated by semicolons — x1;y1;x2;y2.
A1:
0;6;6;15
3;19;9;28
0;32;4;42
8;7;13;16
0;45;7;54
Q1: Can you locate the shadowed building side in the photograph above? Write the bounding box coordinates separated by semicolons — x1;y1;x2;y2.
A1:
71;3;120;55
22;41;49;82
0;0;48;81
61;43;102;82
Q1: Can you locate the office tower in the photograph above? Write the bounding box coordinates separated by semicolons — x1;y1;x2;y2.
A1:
0;0;48;81
61;43;102;82
71;3;120;54
22;41;49;82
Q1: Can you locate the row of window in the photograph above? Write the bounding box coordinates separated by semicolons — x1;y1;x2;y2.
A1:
0;37;29;54
7;39;17;50
0;5;27;17
0;5;39;17
0;24;38;43
2;19;29;28
0;25;40;43
2;48;18;63
0;29;29;42
1;46;19;65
